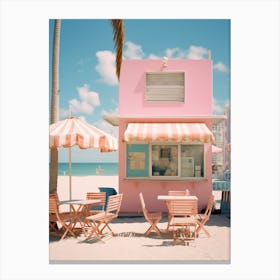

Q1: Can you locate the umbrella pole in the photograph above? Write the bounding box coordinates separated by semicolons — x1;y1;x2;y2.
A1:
69;147;72;201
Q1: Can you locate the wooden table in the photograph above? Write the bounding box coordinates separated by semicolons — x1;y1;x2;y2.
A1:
60;199;101;236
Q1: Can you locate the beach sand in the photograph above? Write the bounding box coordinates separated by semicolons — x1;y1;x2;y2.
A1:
57;175;119;200
52;176;230;263
49;214;230;263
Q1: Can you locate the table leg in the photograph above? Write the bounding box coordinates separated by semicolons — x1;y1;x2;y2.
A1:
70;204;87;236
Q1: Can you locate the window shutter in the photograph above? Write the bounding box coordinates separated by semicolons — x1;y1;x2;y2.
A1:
146;72;185;102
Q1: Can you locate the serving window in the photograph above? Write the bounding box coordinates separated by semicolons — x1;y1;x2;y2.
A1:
126;143;205;179
152;145;178;176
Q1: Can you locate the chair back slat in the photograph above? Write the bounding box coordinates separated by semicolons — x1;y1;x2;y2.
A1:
204;194;215;217
139;192;149;220
139;192;145;208
168;189;190;196
86;192;106;210
49;195;59;215
106;194;123;215
167;199;198;216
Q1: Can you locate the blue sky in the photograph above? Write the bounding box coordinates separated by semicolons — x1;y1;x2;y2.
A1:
49;19;230;162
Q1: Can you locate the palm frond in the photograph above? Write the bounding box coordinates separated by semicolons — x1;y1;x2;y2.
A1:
111;19;125;80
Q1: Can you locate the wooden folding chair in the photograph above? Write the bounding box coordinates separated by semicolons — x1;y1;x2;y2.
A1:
85;192;106;215
166;189;190;230
139;192;162;237
49;196;76;240
167;199;198;245
49;193;59;233
196;194;214;237
49;193;73;232
85;194;123;240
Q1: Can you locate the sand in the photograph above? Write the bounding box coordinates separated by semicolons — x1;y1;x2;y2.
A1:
57;175;119;200
49;215;230;263
51;176;230;263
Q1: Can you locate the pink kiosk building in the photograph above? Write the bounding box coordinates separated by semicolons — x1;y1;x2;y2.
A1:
105;58;223;214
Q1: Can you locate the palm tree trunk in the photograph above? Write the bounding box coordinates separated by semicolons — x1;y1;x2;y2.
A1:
49;19;61;194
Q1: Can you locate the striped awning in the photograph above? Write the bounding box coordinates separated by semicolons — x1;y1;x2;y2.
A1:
124;123;214;143
49;117;118;151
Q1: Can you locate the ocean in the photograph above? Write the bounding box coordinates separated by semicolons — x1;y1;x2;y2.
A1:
58;162;119;176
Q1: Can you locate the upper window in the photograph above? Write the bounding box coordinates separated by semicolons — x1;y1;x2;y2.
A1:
145;72;185;102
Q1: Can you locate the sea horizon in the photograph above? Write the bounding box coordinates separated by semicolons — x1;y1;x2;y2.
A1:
57;162;119;176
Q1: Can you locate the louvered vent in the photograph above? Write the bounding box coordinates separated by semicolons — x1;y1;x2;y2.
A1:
145;72;185;102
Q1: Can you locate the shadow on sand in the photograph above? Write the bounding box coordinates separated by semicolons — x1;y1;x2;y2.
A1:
49;214;230;244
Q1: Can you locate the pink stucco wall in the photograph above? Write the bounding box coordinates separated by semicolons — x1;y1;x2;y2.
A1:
119;59;212;116
118;59;213;213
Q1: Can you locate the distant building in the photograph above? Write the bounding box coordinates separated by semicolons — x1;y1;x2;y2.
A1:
224;105;231;171
211;105;230;179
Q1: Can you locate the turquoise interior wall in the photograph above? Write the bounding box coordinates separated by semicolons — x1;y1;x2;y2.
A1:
126;144;149;177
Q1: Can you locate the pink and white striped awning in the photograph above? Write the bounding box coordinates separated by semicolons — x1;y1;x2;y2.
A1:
49;117;118;152
123;123;214;143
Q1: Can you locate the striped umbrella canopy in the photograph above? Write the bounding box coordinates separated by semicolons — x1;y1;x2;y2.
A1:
49;117;118;199
50;116;118;151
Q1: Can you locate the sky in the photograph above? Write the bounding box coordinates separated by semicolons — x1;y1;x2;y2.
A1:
49;19;230;162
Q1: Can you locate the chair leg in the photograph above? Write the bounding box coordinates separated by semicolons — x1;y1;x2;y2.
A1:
84;220;104;241
144;222;161;237
60;221;76;240
196;220;211;237
98;219;116;236
144;225;153;236
153;225;161;237
166;214;171;231
197;225;211;237
49;221;59;233
100;222;116;236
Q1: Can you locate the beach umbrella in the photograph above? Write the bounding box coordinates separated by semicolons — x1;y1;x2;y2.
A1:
49;116;118;199
211;145;223;154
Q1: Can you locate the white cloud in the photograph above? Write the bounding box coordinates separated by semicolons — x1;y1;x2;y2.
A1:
95;119;119;139
134;44;208;60
59;108;70;119
102;106;119;116
100;107;119;137
124;41;144;59
95;42;145;86
213;61;228;72
78;116;87;123
69;84;100;115
212;98;229;114
147;45;209;60
187;45;209;59
165;47;186;59
96;50;118;86
77;84;100;107
148;53;160;59
94;41;228;86
70;99;93;114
